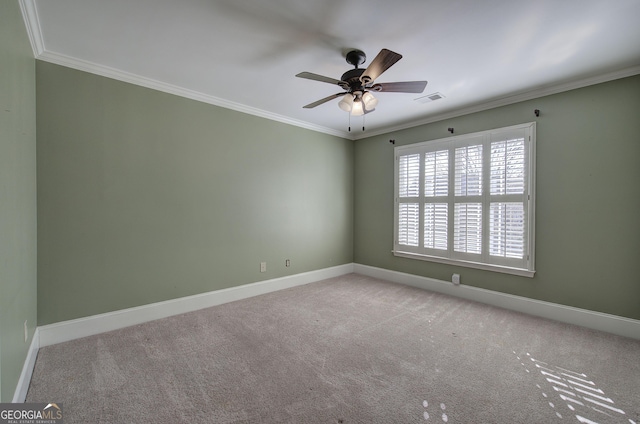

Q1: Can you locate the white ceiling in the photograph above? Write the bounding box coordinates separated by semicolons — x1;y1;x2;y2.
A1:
21;0;640;139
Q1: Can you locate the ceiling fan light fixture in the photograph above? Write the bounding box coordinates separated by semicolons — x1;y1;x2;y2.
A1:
362;91;378;110
338;94;354;112
350;99;365;116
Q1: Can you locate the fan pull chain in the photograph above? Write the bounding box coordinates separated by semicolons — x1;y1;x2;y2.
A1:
347;114;367;132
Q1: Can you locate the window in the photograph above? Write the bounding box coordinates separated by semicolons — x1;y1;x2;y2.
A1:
394;123;535;277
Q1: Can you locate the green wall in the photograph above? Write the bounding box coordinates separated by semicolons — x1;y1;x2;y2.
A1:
354;75;640;320
36;61;353;325
0;1;38;402
34;62;640;326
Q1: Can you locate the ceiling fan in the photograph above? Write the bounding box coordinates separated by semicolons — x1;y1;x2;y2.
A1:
296;48;428;117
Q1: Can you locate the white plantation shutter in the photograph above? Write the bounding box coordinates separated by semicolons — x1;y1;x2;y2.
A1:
453;143;483;259
394;123;535;277
490;139;525;195
399;154;420;197
397;153;421;249
424;203;448;250
489;137;526;260
454;203;482;254
398;203;420;246
490;202;524;258
424;151;448;197
455;145;483;196
423;150;449;250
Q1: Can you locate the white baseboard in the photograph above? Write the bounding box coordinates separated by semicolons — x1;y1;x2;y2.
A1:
15;262;638;402
38;263;354;348
14;264;351;402
12;327;40;403
354;264;640;340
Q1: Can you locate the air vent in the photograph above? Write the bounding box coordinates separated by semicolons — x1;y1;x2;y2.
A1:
415;92;445;103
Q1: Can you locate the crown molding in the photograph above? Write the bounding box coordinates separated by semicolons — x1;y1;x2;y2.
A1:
19;0;353;139
20;0;349;139
19;0;45;56
355;65;640;140
37;51;351;139
20;0;638;142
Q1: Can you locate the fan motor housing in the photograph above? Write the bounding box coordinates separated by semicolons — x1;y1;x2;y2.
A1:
340;68;366;92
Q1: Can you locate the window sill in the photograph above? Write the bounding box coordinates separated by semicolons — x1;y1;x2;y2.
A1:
392;250;535;278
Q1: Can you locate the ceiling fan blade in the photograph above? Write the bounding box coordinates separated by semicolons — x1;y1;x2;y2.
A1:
296;72;342;85
373;81;428;93
303;92;345;108
360;49;403;84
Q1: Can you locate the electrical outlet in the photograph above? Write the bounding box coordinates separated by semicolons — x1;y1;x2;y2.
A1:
452;274;461;285
260;262;267;273
285;259;290;267
24;320;28;342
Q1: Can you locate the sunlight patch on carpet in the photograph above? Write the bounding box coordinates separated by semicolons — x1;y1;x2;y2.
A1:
513;351;635;424
422;399;448;422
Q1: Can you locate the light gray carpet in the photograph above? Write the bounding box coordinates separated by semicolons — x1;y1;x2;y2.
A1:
27;274;640;423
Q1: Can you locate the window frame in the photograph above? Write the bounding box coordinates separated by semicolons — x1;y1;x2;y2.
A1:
393;122;536;277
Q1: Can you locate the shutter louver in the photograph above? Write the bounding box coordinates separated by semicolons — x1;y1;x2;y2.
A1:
399;154;420;197
490;139;525;195
425;150;448;197
398;203;420;246
455;145;483;196
454;203;482;254
490;202;524;258
424;203;448;250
